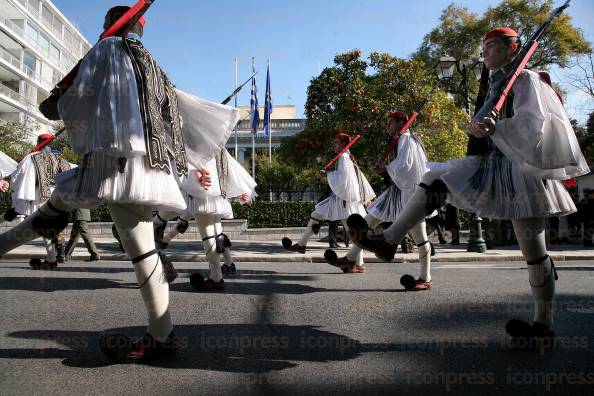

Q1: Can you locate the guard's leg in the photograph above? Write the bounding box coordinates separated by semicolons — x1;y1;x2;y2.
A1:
108;204;173;341
282;210;324;253
214;220;236;274
190;213;224;291
507;218;555;336
0;193;69;257
383;169;448;245
399;221;433;291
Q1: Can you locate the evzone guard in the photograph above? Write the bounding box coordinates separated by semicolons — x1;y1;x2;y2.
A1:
282;133;376;273
0;136;71;268
152;147;257;291
348;26;589;341
0;4;239;362
325;111;434;291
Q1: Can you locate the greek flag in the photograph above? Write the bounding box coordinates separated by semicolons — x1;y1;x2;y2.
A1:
263;63;273;137
249;63;260;135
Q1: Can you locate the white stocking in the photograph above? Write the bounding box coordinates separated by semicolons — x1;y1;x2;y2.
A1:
383;167;448;245
512;217;554;328
0;193;69;256
298;210;324;247
408;221;431;282
214;220;234;266
109;204;173;341
195;214;223;282
43;237;57;262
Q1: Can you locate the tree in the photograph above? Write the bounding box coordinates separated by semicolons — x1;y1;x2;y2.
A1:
414;0;592;108
0;121;36;160
278;50;469;176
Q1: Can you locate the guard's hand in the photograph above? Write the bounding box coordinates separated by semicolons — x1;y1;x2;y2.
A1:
195;168;212;189
319;169;327;177
468;116;496;138
0;180;9;192
239;193;253;205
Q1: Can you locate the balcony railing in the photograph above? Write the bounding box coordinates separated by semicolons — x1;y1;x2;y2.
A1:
0;81;43;117
0;44;53;90
236;118;306;131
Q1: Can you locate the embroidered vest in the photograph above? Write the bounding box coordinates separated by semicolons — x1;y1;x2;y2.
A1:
31;152;70;200
123;38;188;177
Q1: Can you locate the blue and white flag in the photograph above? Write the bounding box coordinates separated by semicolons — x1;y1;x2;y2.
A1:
263;62;273;137
249;62;260;135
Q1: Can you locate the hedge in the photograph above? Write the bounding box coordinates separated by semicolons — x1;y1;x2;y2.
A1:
1;192;475;229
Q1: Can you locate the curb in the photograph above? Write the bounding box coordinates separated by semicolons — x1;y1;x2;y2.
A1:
4;251;594;264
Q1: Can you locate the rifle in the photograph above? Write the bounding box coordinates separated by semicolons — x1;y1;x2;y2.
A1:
221;71;259;105
380;85;438;161
323;135;361;170
473;0;571;122
39;0;156;120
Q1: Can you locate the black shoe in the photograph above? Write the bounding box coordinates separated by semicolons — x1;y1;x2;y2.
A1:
346;214;397;262
86;253;101;262
221;262;237;275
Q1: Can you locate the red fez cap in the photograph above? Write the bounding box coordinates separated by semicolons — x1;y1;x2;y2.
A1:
388;111;409;122
484;27;518;42
107;6;146;27
563;178;576;189
334;133;351;143
38;133;53;141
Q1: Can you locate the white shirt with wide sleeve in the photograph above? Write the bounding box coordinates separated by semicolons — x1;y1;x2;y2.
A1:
491;70;589;180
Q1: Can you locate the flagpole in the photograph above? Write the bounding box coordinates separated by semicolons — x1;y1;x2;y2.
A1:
251;57;256;179
234;58;238;160
268;58;271;162
267;59;272;201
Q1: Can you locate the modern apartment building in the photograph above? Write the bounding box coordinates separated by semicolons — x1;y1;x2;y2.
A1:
0;0;90;140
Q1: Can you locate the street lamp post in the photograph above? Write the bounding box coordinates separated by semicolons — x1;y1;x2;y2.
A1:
437;53;488;254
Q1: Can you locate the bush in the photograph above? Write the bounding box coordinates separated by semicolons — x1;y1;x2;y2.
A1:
231;201;316;228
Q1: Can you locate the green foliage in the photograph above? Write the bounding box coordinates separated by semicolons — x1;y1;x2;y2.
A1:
231;201;316;228
278;50;469;172
255;155;325;199
414;0;592;108
0;122;35;160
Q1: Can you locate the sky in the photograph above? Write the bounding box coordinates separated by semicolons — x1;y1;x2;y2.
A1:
53;0;594;123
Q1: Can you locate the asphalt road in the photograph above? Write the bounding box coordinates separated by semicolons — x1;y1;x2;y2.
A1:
0;259;593;395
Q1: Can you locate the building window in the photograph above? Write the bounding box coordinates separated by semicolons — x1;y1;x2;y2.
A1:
50;43;60;63
25;22;38;43
38;33;49;53
42;4;53;25
23;51;36;71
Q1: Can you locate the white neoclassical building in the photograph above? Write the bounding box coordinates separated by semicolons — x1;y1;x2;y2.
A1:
0;0;90;140
227;104;306;164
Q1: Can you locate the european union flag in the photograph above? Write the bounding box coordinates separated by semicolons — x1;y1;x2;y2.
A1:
263;63;273;137
249;62;260;135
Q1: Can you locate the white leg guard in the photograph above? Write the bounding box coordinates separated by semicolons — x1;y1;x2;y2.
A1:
346;214;382;266
409;222;431;282
0;193;69;256
512;218;555;328
383;168;448;245
109;204;173;341
298;211;324;247
195;214;223;282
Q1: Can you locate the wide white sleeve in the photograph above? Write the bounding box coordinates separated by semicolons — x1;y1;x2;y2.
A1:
0;151;17;178
10;156;36;201
385;132;429;191
491;70;589;179
58;37;145;157
327;153;363;202
224;150;257;198
176;89;240;169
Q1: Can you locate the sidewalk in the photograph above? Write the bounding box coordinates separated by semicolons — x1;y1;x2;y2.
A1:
3;236;594;263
